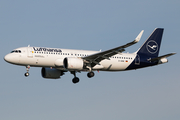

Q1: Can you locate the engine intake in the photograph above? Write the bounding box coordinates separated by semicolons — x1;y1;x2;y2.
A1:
63;57;84;70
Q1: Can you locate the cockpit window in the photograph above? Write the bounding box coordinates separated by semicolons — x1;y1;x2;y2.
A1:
11;50;21;53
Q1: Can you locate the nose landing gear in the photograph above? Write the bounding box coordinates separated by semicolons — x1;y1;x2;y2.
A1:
24;65;30;77
24;72;29;77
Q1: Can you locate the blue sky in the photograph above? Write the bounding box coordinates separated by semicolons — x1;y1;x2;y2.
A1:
0;0;179;120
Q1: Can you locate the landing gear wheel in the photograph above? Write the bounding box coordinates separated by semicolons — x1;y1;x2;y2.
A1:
24;72;29;77
87;72;95;78
72;77;80;84
24;65;30;77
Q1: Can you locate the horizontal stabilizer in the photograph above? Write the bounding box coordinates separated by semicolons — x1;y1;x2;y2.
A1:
148;53;176;62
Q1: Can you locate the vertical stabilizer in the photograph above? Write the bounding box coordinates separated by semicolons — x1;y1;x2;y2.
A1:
137;28;164;58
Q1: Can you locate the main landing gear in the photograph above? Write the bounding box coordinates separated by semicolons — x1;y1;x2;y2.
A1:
71;71;80;84
87;66;95;78
71;71;95;84
24;65;30;77
87;71;95;78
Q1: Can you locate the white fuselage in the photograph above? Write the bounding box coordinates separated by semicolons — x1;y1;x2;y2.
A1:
4;47;136;71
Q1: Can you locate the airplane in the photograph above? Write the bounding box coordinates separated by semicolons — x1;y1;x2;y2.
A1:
4;28;176;84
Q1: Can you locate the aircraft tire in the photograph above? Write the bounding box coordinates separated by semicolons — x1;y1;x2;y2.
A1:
24;72;29;77
72;77;79;84
87;72;95;78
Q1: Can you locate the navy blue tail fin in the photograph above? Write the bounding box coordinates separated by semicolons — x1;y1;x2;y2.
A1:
137;28;164;58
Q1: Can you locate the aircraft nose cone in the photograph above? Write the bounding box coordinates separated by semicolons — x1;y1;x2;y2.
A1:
4;54;11;62
4;54;19;64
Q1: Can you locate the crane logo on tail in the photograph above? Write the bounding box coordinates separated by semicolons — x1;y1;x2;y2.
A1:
146;40;158;54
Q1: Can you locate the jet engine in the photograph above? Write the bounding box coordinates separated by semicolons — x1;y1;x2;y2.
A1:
54;59;64;67
158;58;168;64
63;57;84;70
41;67;64;79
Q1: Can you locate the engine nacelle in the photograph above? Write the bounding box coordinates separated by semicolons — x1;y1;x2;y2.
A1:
54;59;63;67
63;57;84;70
41;67;64;79
158;58;168;64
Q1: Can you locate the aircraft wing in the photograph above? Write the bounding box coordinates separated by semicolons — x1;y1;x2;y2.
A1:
148;53;176;62
82;30;144;67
